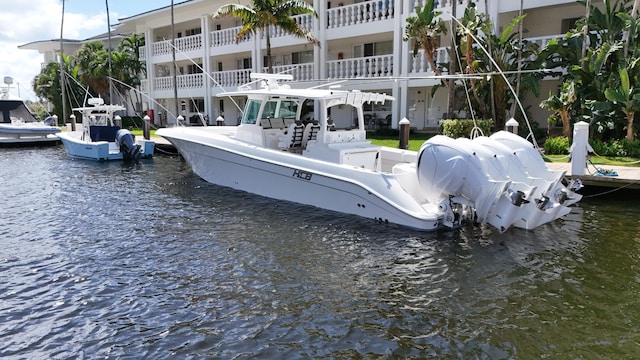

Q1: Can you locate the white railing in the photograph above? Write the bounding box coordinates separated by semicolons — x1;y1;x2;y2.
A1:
327;1;394;29
326;54;394;79
410;0;455;10
151;34;202;56
174;34;203;53
526;34;564;50
262;63;315;82
139;46;147;61
140;79;148;93
153;73;204;91
211;69;252;88
210;26;250;47
407;47;450;74
269;14;314;38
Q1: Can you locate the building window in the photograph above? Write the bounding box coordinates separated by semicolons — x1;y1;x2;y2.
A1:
187;64;203;74
185;27;202;36
189;99;205;113
292;50;313;64
561;17;582;33
354;41;393;57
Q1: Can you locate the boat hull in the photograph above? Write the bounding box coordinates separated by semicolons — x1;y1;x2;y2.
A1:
159;127;442;230
58;131;155;161
0;124;61;145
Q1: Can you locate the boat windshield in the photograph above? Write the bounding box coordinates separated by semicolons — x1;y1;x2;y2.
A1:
242;100;261;125
242;99;300;125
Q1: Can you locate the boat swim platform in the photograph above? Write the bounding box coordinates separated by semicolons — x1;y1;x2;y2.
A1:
547;162;640;190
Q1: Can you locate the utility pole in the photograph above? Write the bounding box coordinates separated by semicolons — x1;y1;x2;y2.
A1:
171;0;179;124
59;0;67;126
106;0;113;103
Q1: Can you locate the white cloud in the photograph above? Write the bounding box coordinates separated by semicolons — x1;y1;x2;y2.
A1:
0;0;118;101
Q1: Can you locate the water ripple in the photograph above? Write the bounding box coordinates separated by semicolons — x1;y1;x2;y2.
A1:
2;147;640;358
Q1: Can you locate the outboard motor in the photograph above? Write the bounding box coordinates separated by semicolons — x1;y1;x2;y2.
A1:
116;129;141;160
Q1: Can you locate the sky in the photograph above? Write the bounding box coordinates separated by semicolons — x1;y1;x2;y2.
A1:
0;0;170;101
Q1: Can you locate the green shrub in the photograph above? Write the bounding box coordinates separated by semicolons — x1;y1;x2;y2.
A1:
439;119;494;138
543;136;571;155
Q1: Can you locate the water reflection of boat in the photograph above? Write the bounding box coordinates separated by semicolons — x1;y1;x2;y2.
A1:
0;76;61;145
57;98;155;161
158;73;582;232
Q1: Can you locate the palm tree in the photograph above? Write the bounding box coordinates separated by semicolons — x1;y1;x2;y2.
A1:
75;41;110;96
403;0;447;76
605;67;640;140
212;0;320;73
540;81;577;138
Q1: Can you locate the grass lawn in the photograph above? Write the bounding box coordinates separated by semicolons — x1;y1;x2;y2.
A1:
544;154;640;167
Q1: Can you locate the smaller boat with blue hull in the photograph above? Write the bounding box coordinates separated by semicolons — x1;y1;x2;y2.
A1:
58;98;154;161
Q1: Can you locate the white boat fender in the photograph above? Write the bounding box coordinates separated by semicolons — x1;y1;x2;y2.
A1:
116;129;141;160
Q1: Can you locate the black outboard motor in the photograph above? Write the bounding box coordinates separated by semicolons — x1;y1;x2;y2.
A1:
116;129;141;160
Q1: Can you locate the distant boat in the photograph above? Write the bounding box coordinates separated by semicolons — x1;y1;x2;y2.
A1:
0;76;61;145
57;98;154;161
158;73;583;232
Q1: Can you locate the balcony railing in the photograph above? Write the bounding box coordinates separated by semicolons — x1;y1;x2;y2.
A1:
210;26;250;47
407;47;450;74
326;55;394;79
262;63;314;82
269;14;314;38
154;73;204;91
151;34;203;57
327;1;394;29
211;69;252;88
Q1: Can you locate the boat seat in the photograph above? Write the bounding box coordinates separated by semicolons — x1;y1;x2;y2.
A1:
278;120;305;152
302;120;320;147
260;118;272;129
283;118;295;128
270;118;285;130
90;125;120;142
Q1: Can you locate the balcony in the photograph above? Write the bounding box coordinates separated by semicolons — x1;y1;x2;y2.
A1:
328;1;394;29
210;26;251;47
262;63;315;82
269;14;314;39
327;55;394;79
154;73;204;91
150;34;203;57
211;69;252;88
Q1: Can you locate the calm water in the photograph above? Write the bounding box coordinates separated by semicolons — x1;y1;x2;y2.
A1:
1;146;639;359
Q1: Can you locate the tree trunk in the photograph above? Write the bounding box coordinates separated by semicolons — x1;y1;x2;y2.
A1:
447;0;457;117
561;109;571;138
626;111;635;141
265;26;272;73
581;0;591;68
514;0;524;118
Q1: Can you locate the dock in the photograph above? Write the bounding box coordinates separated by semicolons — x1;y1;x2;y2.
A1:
547;162;640;190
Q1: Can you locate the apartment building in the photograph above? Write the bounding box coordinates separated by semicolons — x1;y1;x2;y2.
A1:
32;0;591;129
